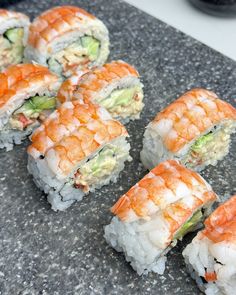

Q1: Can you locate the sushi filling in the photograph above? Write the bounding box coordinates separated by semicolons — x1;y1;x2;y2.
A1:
183;235;236;295
184;121;234;169
9;96;56;131
97;86;144;119
174;209;203;240
73;144;128;192
47;36;100;77
0;28;24;71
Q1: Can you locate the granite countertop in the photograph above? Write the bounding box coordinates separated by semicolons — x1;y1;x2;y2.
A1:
0;0;236;294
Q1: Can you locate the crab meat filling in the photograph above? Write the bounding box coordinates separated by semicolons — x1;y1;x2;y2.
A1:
74;144;129;192
184;121;235;168
47;36;100;77
9;95;56;131
97;85;144;119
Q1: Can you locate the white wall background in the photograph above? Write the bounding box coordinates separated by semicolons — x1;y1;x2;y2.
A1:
125;0;236;61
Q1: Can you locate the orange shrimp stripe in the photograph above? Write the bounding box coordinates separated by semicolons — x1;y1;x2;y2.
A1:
28;100;128;159
43;118;127;175
57;60;140;103
202;195;236;243
111;160;217;222
28;6;95;48
0;64;58;107
154;88;236;152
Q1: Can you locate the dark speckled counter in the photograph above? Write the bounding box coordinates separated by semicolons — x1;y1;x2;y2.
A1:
0;0;236;294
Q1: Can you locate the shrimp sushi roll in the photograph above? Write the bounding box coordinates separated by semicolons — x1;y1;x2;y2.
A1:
27;100;131;211
24;6;109;79
141;88;236;171
58;60;144;122
104;160;217;275
0;9;30;71
0;64;60;150
183;195;236;295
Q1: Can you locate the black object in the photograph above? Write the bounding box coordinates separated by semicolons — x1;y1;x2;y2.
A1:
0;0;24;8
190;0;236;16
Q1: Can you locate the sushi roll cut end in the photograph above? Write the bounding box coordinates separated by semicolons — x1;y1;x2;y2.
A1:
58;60;144;123
141;88;236;171
27;100;131;211
104;160;218;275
0;9;30;71
183;195;236;295
25;6;109;78
0;64;60;150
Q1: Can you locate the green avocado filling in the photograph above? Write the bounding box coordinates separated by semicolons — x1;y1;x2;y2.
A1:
96;85;144;118
81;146;117;176
5;28;23;43
47;35;100;77
191;132;214;152
81;36;100;61
14;96;56;117
98;87;138;110
0;28;24;70
184;120;234;169
74;145;127;192
174;210;203;240
9;96;56;131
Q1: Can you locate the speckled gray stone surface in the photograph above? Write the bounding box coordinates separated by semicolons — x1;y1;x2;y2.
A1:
0;0;236;294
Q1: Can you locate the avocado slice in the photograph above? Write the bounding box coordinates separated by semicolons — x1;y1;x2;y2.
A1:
191;132;214;152
79;146;117;179
174;210;203;240
15;96;56;117
4;28;24;44
91;148;115;174
99;87;138;110
81;36;100;61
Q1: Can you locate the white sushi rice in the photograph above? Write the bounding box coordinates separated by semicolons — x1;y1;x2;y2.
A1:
141;120;236;171
0;15;29;46
0;13;29;71
28;136;131;211
104;198;215;276
0;124;36;151
104;216;170;275
183;233;236;295
0;77;60;150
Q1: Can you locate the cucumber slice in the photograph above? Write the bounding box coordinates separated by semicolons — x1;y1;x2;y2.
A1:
5;28;23;43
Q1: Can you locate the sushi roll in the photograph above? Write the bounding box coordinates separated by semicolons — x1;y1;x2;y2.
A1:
183;195;236;295
0;9;30;71
0;64;60;150
58;60;144;122
104;160;218;275
141;88;236;171
27;100;131;211
24;6;109;79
